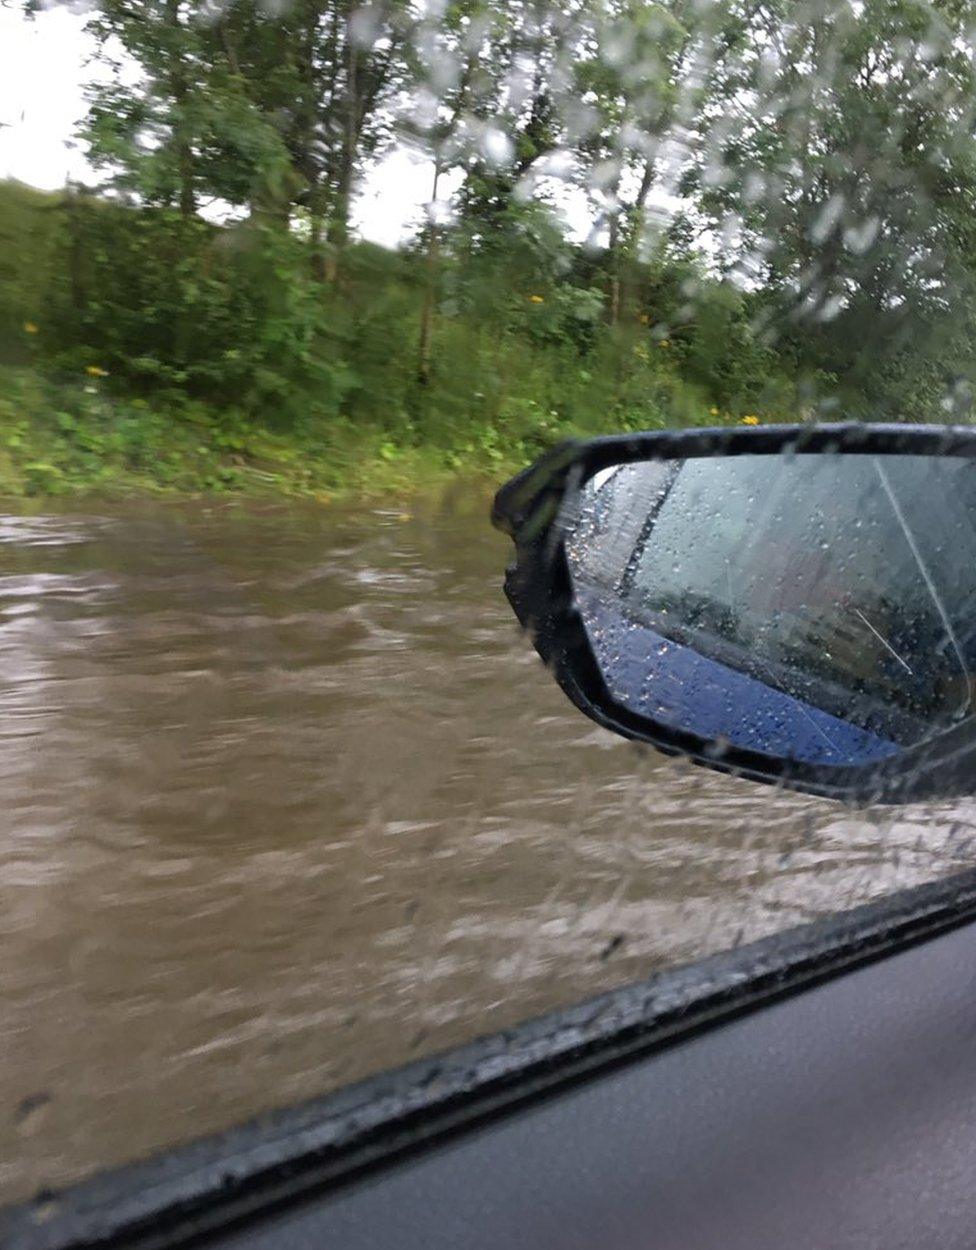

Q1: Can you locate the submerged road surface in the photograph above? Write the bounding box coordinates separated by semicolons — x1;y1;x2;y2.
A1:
0;494;971;1201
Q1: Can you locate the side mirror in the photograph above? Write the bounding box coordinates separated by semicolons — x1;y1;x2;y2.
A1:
493;425;976;804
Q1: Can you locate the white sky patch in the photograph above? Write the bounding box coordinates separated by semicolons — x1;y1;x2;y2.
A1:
0;3;602;248
0;5;98;191
357;147;464;247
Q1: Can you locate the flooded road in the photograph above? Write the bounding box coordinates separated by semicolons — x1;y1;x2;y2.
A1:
2;492;973;1203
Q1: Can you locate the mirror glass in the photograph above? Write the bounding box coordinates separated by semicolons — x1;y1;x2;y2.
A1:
567;453;976;769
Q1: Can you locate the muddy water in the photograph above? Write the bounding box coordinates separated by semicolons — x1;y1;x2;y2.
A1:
1;493;973;1203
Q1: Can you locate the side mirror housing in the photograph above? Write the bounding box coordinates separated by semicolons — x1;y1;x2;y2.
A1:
493;424;976;804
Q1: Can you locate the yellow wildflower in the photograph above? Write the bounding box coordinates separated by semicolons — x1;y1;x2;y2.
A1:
741;414;760;426
659;338;670;348
529;294;545;304
709;406;720;416
85;365;109;378
23;321;39;335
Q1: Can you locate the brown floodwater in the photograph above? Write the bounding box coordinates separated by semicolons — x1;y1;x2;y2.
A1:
1;490;974;1204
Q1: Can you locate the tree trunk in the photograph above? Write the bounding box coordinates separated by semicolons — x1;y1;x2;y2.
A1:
608;210;621;327
325;36;358;282
619;159;655;322
302;1;326;279
324;164;352;282
167;0;195;219
414;57;475;383
64;185;86;312
178;146;195;220
417;162;442;386
310;200;326;280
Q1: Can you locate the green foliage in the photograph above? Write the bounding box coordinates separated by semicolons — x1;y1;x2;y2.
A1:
688;0;976;414
0;177;831;502
0;181;59;365
40;191;352;421
81;0;412;247
7;0;976;499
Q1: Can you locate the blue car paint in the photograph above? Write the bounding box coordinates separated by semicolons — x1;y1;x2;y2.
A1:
579;593;900;767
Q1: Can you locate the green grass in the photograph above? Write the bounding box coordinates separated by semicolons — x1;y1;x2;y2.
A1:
0;364;542;502
0;359;756;503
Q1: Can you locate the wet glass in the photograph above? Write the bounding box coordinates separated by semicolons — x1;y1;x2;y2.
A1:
6;0;976;1209
569;455;976;767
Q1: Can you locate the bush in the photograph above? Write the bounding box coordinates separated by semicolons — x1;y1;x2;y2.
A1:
40;193;351;422
0;178;823;504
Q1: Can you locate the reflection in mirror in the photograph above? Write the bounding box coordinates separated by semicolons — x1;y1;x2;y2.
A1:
567;454;976;769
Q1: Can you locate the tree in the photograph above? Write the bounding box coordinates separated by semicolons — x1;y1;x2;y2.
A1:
79;0;411;276
682;0;976;412
399;0;485;383
452;0;580;251
571;0;694;323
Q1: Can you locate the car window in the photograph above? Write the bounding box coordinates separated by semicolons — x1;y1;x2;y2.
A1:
2;0;976;1212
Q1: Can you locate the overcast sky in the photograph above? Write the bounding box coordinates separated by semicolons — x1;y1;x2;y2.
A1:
0;2;448;247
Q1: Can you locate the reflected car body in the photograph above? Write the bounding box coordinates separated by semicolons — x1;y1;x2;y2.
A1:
577;588;899;766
